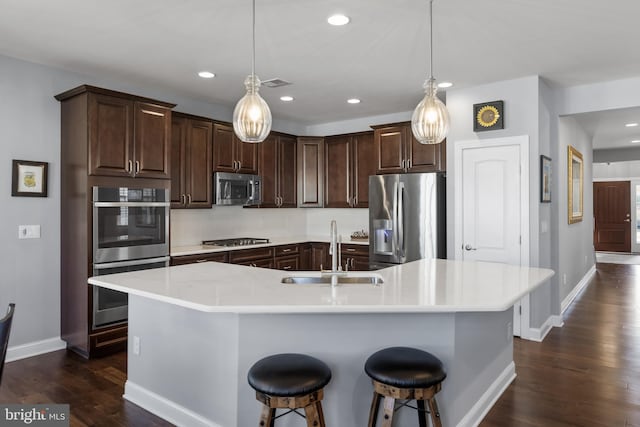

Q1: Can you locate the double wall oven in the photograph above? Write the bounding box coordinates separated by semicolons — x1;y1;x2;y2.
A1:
91;187;170;329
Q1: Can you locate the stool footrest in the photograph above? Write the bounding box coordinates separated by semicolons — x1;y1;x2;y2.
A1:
256;389;324;409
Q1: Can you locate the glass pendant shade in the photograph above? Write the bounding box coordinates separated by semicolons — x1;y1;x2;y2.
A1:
411;78;449;145
411;0;449;145
233;74;272;143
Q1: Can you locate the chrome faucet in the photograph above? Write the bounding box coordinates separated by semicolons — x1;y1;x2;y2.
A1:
327;220;343;274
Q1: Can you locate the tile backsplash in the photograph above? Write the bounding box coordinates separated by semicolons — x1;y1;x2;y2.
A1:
170;207;368;246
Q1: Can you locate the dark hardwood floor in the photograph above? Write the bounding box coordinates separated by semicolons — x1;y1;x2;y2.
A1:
483;263;640;427
1;263;639;426
0;347;172;426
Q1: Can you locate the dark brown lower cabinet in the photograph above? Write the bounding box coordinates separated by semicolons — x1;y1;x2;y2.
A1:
342;243;370;271
170;242;368;272
171;252;228;266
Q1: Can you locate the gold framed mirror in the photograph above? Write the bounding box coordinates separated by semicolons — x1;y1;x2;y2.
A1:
567;145;583;224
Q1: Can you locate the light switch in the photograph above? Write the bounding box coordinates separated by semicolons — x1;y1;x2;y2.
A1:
18;225;41;239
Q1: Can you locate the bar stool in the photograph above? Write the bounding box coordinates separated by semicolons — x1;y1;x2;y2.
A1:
364;346;446;427
248;353;331;427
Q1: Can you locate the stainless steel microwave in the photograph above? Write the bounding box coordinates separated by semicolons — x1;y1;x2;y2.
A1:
214;172;262;206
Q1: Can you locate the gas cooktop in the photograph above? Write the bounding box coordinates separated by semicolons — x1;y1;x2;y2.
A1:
202;238;270;247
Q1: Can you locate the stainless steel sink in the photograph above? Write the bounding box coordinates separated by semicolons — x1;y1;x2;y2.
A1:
281;275;383;285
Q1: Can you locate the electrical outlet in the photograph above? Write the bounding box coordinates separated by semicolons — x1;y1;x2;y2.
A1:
133;336;141;356
507;322;513;341
18;225;40;239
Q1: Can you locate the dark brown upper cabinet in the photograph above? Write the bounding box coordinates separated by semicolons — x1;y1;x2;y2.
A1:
80;90;172;179
297;137;324;208
373;122;445;174
212;122;258;174
324;131;375;208
171;113;213;208
258;133;297;207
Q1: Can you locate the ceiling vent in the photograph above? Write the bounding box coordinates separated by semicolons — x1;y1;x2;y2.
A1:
262;78;291;88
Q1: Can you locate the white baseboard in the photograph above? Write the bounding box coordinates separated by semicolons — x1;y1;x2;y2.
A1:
526;315;563;342
561;265;596;314
456;361;516;427
124;381;221;427
6;337;66;362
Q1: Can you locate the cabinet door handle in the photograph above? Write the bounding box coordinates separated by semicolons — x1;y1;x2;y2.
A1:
351;258;355;268
407;159;411;170
196;259;208;263
238;161;242;171
282;249;292;253
187;194;192;204
353;196;357;207
345;248;356;252
135;160;140;174
283;266;292;270
127;160;133;174
181;194;186;205
401;159;406;170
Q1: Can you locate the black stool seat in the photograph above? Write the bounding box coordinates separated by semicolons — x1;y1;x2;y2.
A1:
248;353;332;397
365;346;446;388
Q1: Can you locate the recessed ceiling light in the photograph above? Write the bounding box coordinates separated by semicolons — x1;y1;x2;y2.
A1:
632;140;640;143
347;98;361;104
625;122;639;127
198;71;215;79
328;14;350;26
280;96;294;102
438;82;453;88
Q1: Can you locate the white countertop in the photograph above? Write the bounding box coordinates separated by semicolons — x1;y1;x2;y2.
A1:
171;235;368;256
88;259;554;314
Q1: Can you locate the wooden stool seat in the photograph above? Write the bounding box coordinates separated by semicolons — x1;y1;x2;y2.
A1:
365;347;446;427
248;353;331;427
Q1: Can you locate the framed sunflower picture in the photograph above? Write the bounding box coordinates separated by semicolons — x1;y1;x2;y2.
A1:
473;100;504;132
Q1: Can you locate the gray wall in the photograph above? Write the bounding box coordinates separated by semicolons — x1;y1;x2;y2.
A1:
556;117;594;302
593;147;640;163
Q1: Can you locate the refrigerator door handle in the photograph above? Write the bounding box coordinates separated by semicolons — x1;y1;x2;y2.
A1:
393;181;399;258
398;182;405;258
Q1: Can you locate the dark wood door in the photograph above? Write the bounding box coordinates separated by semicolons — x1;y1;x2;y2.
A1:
374;125;405;174
594;181;631;252
297;137;324;207
170;115;187;207
311;243;330;271
353;132;375;208
185;119;212;207
88;93;133;177
133;102;171;179
325;135;352;208
236;139;258;174
278;135;297;207
407;128;444;172
258;134;278;207
213;123;236;172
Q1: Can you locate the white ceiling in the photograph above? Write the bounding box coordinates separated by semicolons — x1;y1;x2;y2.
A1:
2;0;640;135
573;107;640;150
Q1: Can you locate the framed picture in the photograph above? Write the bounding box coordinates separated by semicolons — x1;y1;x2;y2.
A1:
11;160;48;197
473;100;504;132
567;146;583;224
540;155;552;203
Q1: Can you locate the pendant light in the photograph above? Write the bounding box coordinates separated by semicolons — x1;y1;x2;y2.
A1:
411;0;449;145
232;0;272;143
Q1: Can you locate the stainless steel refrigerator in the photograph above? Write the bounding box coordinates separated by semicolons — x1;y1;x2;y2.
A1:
369;173;446;269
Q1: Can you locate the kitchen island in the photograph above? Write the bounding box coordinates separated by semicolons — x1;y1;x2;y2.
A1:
89;259;553;427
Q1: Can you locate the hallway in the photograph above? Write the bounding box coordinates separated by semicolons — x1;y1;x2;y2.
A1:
483;262;640;426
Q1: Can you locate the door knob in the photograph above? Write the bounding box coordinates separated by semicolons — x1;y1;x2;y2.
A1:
464;244;477;251
624;218;631;222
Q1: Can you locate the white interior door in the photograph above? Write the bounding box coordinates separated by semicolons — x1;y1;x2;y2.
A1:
455;136;529;336
461;145;522;264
